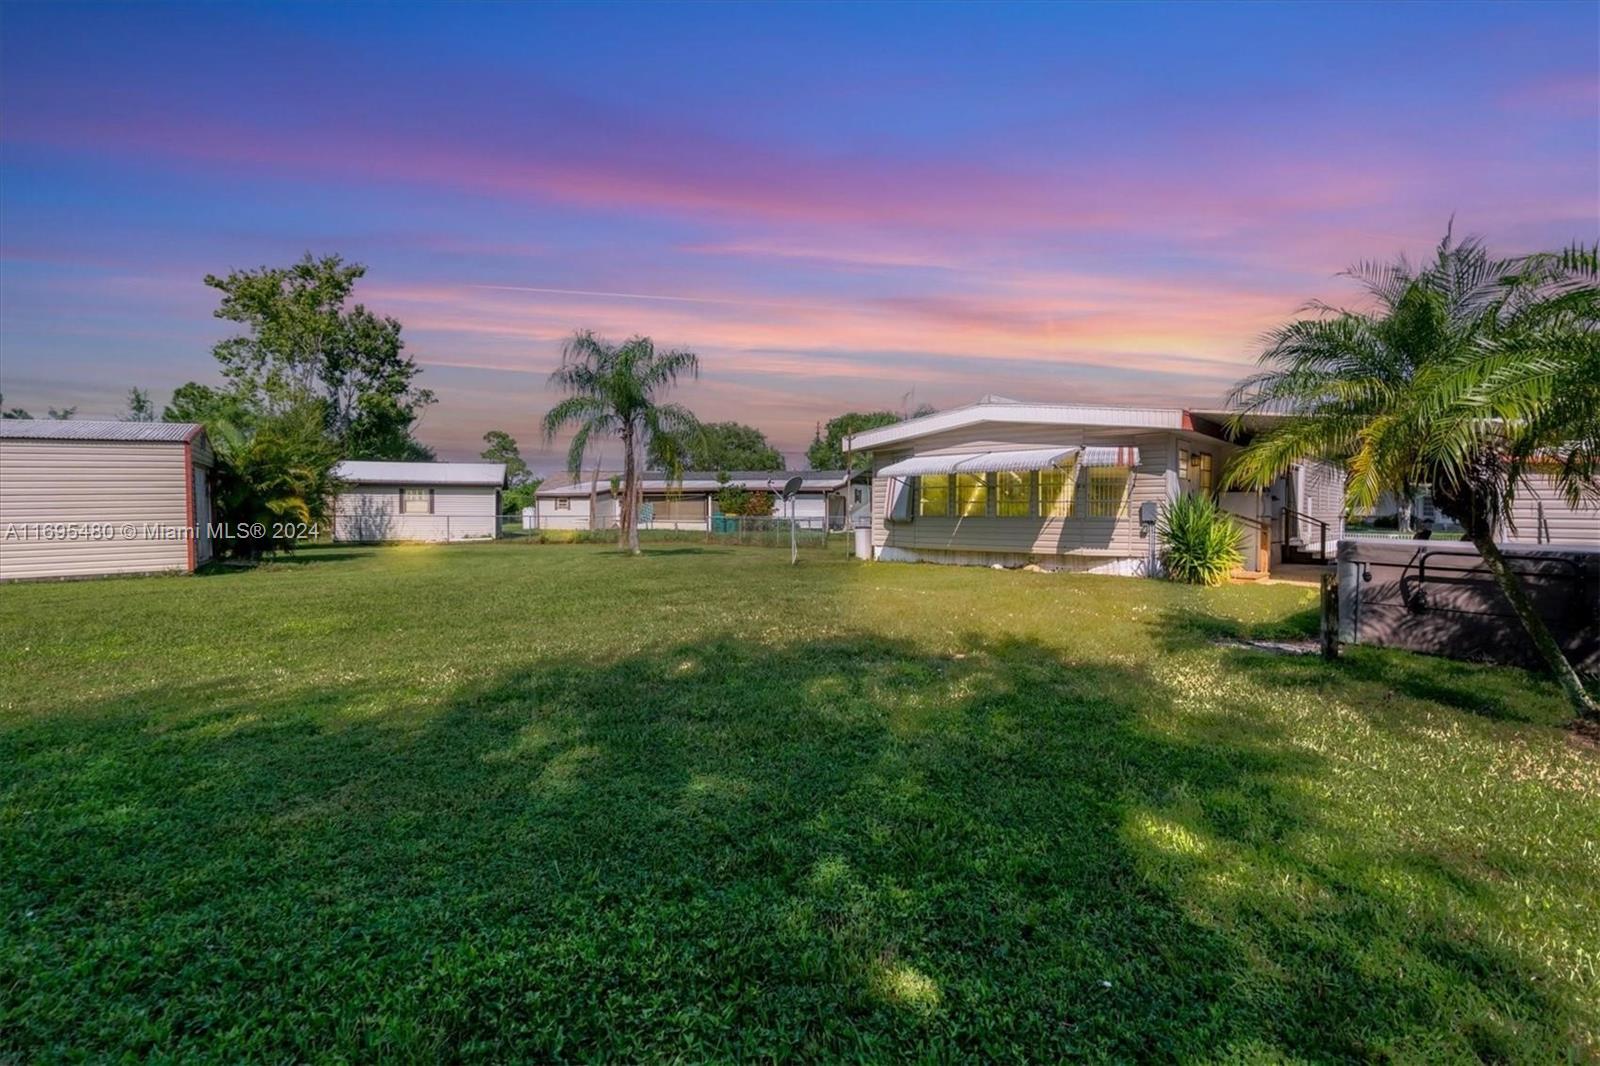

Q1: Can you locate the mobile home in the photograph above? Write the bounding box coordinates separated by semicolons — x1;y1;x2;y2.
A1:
846;397;1345;576
532;470;866;532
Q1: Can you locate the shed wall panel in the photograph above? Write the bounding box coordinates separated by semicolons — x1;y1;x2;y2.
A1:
0;439;194;578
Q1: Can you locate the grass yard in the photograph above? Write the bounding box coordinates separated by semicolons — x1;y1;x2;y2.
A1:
2;543;1597;1061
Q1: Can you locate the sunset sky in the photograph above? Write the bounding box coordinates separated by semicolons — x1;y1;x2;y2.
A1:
2;1;1595;468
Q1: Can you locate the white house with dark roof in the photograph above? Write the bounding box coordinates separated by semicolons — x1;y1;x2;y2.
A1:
331;460;506;543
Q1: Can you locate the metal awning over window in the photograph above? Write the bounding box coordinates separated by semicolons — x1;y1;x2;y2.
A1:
878;446;1141;477
1081;446;1140;467
879;446;1080;477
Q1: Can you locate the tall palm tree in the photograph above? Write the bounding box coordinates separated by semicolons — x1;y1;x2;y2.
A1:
1228;229;1599;718
541;331;699;555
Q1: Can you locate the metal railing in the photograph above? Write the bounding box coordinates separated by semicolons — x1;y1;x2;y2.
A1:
1285;508;1332;562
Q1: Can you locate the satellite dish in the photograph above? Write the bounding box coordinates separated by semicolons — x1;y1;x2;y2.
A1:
781;476;804;500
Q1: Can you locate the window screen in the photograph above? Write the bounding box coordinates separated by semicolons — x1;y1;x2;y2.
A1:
401;488;431;514
1086;467;1130;518
996;471;1030;517
1039;466;1076;519
956;473;988;517
648;497;705;522
918;475;951;517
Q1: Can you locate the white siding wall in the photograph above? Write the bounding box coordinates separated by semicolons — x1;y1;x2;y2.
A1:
869;429;1177;570
0;439;196;579
1502;475;1600;547
333;484;500;542
533;495;617;530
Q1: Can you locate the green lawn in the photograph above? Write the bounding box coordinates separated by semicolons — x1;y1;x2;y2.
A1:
2;543;1596;1061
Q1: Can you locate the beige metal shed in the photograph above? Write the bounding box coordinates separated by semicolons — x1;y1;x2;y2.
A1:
0;420;214;580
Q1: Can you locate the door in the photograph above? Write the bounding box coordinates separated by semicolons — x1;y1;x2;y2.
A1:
1219;490;1268;572
193;466;213;563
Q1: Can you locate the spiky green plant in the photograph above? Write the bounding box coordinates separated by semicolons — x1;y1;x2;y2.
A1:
1156;493;1243;586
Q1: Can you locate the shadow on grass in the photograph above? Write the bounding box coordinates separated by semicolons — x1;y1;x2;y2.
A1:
0;633;1580;1060
1152;602;1560;725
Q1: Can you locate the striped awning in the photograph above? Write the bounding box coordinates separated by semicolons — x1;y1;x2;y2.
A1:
1081;446;1141;467
878;446;1079;477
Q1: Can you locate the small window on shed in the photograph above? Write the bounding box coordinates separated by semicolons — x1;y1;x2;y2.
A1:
401;487;432;514
554;497;571;511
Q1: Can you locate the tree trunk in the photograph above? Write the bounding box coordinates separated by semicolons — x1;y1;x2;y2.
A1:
1472;533;1598;719
1396;493;1414;534
619;426;635;552
628;435;643;555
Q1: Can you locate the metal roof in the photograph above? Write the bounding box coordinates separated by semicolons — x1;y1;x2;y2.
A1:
334;460;507;486
0;419;203;442
842;399;1194;451
537;470;852;497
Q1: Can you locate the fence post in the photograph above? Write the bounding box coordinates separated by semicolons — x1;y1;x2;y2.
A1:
1320;572;1340;660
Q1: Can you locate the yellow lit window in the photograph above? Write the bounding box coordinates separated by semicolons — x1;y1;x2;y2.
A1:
1196;452;1214;496
996;471;1030;517
1039;466;1076;518
918;474;951;517
1086;467;1130;518
956;473;988;517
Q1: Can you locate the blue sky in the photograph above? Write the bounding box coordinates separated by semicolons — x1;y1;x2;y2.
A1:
2;1;1595;465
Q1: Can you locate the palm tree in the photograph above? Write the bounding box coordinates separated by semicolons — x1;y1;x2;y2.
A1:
1228;229;1599;718
541;331;699;555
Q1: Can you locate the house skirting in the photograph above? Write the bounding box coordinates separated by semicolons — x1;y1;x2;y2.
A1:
874;545;1149;576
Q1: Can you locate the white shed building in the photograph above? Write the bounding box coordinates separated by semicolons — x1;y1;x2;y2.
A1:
332;460;506;543
0;419;214;580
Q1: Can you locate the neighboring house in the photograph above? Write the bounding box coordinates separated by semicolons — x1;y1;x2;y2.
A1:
0;419;214;580
1502;472;1600;547
846;397;1346;576
331;461;506;543
532;470;866;531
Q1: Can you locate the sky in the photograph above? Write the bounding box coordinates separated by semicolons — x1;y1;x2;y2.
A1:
1;2;1595;468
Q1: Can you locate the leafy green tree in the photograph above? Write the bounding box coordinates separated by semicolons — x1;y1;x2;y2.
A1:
0;397;79;419
807;411;901;471
163;382;256;430
205;253;434;458
481;430;532;484
1228;229;1599;718
542;331;699;555
501;481;542;516
650;421;782;471
209;402;341;560
124;388;155;422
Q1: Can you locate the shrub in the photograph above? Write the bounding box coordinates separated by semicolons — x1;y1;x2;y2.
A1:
210;403;341;560
1156;493;1243;586
714;488;775;517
